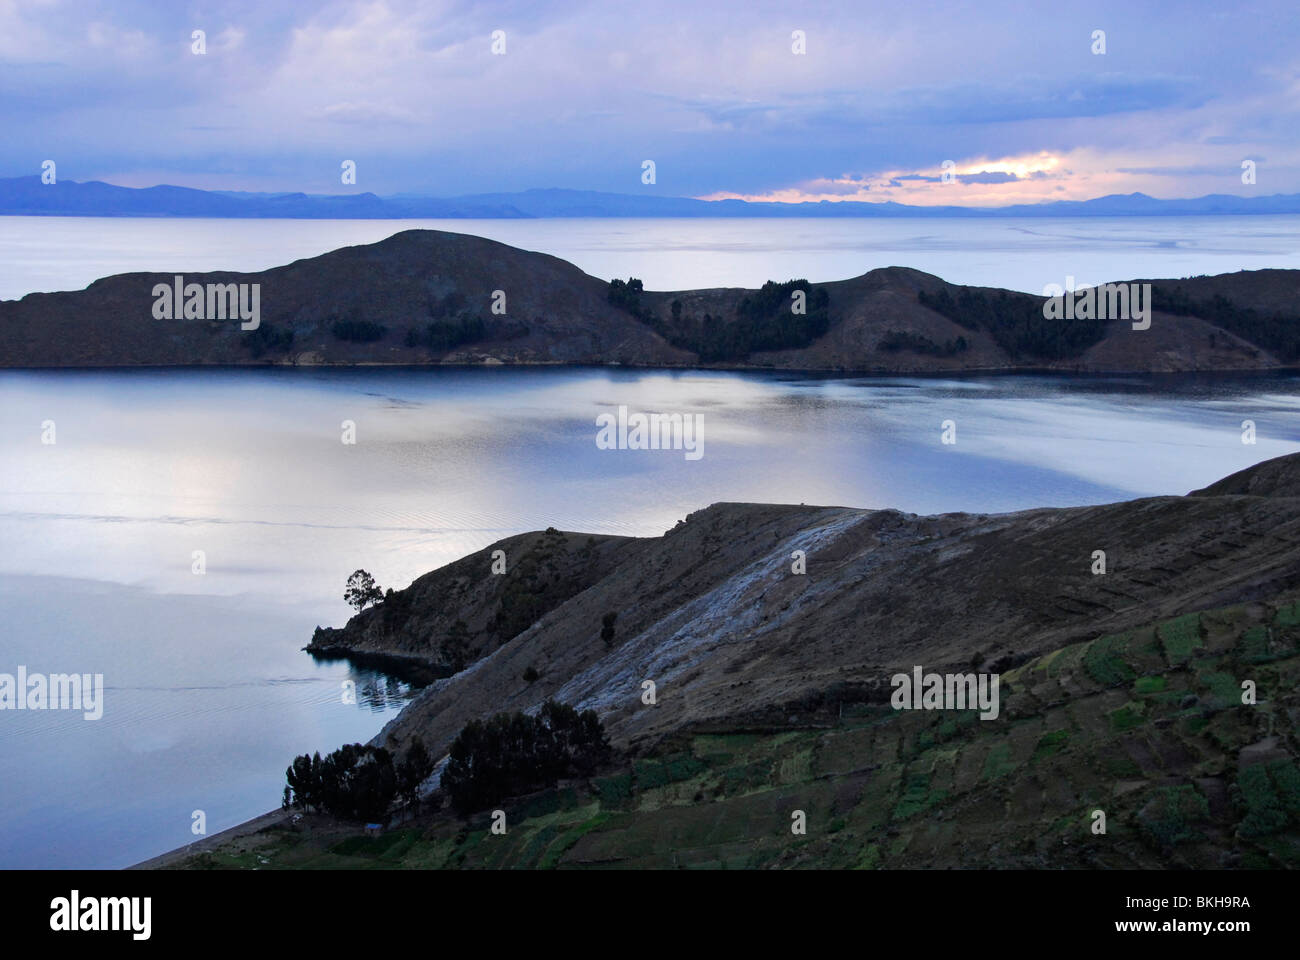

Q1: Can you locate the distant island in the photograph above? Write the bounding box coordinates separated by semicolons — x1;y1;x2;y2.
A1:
5;174;1300;219
2;228;1299;374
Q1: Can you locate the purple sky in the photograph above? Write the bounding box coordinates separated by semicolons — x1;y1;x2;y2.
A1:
2;0;1297;204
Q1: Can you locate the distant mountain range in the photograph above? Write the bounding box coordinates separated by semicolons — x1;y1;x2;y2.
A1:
4;175;1300;219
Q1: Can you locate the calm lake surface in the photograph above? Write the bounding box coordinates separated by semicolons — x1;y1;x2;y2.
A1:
3;214;1300;867
3;365;1300;868
4;214;1300;300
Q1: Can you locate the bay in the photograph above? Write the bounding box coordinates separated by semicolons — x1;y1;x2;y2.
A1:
2;365;1300;867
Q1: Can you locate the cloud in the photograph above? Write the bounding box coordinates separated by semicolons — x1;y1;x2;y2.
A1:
313;101;420;125
0;0;1297;198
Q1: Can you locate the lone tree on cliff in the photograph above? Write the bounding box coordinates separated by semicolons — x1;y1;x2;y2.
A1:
344;569;384;612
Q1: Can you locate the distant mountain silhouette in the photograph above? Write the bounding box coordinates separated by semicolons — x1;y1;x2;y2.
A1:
0;176;525;218
4;175;1300;218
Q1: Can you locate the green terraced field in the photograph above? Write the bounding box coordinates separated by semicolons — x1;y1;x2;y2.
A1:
182;594;1300;870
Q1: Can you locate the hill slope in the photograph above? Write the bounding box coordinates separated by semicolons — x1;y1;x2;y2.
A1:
3;228;1299;372
185;453;1300;870
312;454;1300;764
194;593;1300;869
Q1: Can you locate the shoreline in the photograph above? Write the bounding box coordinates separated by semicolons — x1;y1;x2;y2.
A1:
129;809;288;870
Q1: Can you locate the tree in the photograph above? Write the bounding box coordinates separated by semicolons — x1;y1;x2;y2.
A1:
440;620;472;672
600;611;617;647
344;569;383;612
284;751;323;811
396;737;435;807
539;700;611;777
283;743;398;821
441;701;612;814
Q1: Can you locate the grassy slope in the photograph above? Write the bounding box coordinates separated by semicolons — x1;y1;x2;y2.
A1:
181;593;1300;870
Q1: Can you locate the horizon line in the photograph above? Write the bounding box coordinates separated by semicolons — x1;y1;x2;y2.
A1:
4;174;1296;214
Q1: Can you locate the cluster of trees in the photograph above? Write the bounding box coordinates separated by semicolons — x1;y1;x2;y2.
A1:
607;277;652;323
877;330;969;356
728;280;831;356
243;321;295;358
441;701;612;813
670;279;830;361
405;291;527;352
918;286;1107;360
670;281;832;362
608;277;832;362
1151;287;1300;361
282;738;435;821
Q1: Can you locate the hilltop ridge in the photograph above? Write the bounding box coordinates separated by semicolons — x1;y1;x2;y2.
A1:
3;228;1299;373
308;452;1300;765
180;452;1300;870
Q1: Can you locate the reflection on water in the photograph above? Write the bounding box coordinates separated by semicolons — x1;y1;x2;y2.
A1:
2;365;1300;868
0;576;423;869
306;651;446;711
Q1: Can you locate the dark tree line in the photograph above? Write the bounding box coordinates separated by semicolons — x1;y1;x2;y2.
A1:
441;700;612;813
404;291;528;352
282;737;435;821
1151;286;1300;360
727;279;831;357
607;277;652;323
917;286;1108;360
678;279;830;361
609;277;832;362
877;330;968;356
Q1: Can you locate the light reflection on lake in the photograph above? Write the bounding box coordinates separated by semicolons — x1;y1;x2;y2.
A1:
1;365;1299;867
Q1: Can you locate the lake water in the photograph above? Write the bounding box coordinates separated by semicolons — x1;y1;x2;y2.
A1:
3;364;1300;868
3;213;1300;867
4;214;1300;301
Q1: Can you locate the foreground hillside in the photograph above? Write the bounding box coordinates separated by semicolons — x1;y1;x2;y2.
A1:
3;228;1299;372
188;592;1300;869
171;453;1300;869
313;454;1300;764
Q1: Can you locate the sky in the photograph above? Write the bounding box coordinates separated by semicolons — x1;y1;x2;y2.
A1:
2;0;1298;206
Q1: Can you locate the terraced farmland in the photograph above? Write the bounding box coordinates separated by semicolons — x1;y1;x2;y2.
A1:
183;595;1300;870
